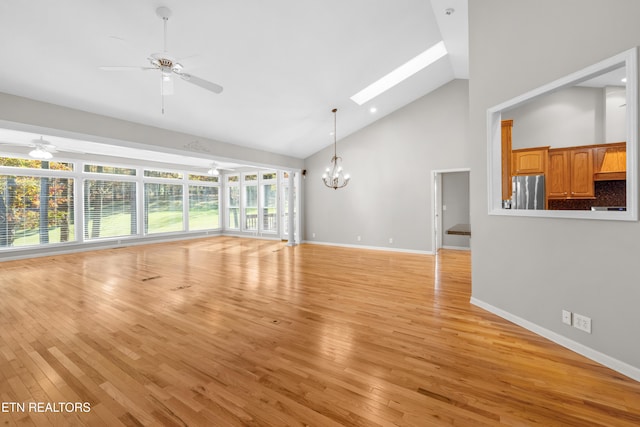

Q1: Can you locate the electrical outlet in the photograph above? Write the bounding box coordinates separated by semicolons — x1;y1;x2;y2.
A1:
442;205;447;211
562;310;572;325
389;238;393;244
312;233;316;238
573;313;592;333
357;235;361;242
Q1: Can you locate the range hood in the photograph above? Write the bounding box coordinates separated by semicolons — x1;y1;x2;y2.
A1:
594;171;626;180
594;143;626;181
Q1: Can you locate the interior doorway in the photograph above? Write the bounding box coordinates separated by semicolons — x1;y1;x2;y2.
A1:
432;169;471;252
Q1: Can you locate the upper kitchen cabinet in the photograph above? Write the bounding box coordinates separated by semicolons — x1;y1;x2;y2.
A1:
568;147;594;198
547;149;570;199
512;146;548;176
547;146;595;200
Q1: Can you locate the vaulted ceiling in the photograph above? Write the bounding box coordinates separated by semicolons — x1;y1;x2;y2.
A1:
0;0;468;163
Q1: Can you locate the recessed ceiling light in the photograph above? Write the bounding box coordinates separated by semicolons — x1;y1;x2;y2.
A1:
350;41;448;106
622;77;627;83
370;107;377;113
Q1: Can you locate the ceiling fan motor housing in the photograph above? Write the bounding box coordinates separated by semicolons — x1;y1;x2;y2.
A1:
149;53;183;74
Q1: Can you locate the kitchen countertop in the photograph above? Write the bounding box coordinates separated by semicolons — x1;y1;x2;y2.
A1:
446;223;471;236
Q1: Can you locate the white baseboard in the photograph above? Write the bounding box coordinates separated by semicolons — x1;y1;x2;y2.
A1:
0;231;222;262
302;240;433;255
470;297;640;383
441;245;471;251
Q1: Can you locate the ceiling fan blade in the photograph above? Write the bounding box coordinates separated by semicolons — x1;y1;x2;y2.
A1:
99;66;156;71
177;73;223;94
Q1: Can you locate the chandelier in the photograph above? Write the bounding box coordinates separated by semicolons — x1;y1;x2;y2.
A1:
322;108;350;189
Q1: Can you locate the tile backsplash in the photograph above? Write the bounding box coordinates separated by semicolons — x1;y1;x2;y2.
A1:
548;180;626;210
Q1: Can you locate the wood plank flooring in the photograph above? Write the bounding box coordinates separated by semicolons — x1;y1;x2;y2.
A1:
0;236;639;426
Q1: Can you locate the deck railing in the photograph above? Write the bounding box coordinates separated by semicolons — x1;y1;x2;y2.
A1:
245;213;277;231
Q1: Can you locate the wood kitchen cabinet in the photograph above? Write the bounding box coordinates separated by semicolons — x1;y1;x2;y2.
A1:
547;147;594;199
569;147;594;198
547;149;569;198
512;146;548;176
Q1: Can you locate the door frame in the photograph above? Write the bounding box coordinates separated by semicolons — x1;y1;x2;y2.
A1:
432;168;471;253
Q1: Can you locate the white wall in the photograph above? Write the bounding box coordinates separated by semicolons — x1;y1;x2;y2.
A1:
0;92;303;170
506;86;604;149
304;79;469;253
470;0;640;377
606;86;627;143
506;85;627;150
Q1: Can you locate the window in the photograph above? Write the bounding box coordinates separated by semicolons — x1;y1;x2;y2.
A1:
244;186;258;231
1;175;75;247
226;175;240;229
144;170;183;179
189;185;219;230
243;174;258;231
0;151;295;252
84;164;136;175
84;180;137;239
188;174;218;183
261;172;277;232
144;183;183;234
0;157;73;171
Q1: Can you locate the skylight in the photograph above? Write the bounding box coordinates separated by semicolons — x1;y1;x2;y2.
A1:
350;41;448;106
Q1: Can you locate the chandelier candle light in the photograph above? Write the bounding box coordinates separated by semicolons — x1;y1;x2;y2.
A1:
322;108;350;189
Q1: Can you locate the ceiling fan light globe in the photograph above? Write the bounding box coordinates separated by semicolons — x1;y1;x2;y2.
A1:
29;148;52;159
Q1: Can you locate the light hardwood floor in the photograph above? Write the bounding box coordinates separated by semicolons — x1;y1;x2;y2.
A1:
0;237;639;426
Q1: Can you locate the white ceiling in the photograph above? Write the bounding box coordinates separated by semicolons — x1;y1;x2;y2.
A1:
0;0;468;165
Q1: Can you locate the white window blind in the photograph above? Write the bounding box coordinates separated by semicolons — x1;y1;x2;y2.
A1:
84;180;136;240
144;183;183;234
188;185;219;230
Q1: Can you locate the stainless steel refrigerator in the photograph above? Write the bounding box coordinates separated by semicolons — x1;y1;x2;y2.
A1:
512;175;545;209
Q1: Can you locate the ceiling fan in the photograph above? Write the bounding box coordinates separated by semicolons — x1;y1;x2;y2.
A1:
206;162;236;176
0;137;58;159
100;6;223;113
